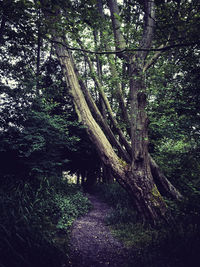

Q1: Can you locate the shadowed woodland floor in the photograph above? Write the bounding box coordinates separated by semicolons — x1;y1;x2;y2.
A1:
69;194;130;267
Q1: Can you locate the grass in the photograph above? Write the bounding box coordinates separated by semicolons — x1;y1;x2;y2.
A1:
0;176;91;267
94;182;200;267
110;223;156;248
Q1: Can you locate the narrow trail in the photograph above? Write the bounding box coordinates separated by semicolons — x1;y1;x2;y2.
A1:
69;194;130;267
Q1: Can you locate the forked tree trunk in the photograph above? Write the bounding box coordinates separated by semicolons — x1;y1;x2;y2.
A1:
55;42;169;224
41;0;182;224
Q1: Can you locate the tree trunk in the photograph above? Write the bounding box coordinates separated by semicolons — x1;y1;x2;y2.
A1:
55;41;169;224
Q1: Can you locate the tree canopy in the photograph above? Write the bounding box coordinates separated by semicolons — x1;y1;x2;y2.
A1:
0;0;200;224
1;2;200;266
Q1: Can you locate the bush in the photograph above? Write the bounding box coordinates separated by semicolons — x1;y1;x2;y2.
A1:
94;182;200;267
0;177;91;267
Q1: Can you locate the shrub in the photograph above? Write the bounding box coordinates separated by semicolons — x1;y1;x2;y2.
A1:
0;177;91;267
95;182;200;267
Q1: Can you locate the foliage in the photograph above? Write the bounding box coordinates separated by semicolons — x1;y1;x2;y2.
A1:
0;97;81;180
0;0;101;181
95;182;200;267
93;182;137;221
147;47;200;190
1;0;199;185
0;177;91;267
0;1;200;265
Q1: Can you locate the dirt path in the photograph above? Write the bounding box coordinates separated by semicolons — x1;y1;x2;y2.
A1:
69;194;130;267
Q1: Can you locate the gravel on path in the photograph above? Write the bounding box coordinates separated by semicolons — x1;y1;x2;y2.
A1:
69;194;130;267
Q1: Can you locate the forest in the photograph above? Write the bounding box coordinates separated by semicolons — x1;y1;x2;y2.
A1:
0;0;200;266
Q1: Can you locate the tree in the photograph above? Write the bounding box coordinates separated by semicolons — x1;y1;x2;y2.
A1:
0;0;86;181
38;0;200;224
1;0;199;224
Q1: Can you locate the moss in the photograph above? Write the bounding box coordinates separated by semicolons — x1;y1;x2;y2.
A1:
151;185;164;205
118;158;128;168
110;223;157;249
152;185;160;197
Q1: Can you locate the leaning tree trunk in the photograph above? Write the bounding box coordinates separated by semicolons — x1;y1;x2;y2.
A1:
55;42;168;224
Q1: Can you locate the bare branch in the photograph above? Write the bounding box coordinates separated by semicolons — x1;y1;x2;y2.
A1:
51;38;200;56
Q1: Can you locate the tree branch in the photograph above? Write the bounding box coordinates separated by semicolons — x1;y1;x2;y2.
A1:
50;38;200;56
76;68;131;163
107;0;126;53
96;0;131;136
138;0;155;61
150;156;183;200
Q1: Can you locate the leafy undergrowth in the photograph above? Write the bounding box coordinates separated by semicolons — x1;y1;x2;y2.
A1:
0;177;91;267
94;182;200;267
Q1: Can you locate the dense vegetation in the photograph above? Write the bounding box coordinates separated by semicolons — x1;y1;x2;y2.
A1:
0;177;91;267
0;1;95;266
39;0;200;222
0;0;200;266
95;182;200;267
